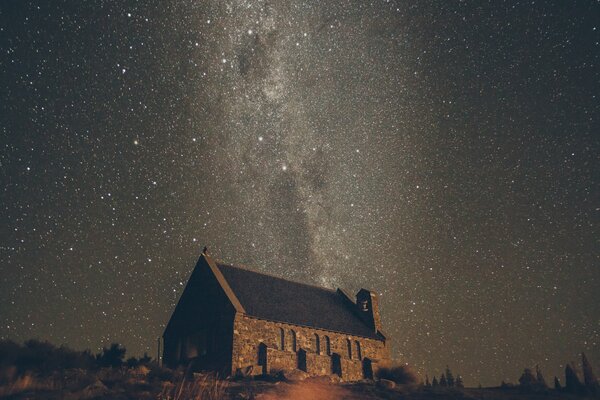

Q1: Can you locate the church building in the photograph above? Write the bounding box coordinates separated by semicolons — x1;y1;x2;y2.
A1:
162;249;390;380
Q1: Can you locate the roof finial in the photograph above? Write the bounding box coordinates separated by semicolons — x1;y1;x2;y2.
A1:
202;246;208;255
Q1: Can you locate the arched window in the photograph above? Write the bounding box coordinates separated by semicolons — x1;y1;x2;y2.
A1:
324;336;331;356
290;330;297;352
346;339;352;359
313;333;320;354
279;328;285;350
355;340;362;360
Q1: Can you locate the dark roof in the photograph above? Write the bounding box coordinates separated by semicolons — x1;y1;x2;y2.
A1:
216;262;380;340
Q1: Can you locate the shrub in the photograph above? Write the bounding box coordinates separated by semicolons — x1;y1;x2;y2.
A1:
148;364;176;382
96;343;126;367
375;362;419;385
0;339;96;376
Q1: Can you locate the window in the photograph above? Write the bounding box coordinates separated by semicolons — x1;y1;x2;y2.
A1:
290;330;297;352
313;334;320;354
279;328;285;350
355;340;362;360
325;336;331;356
346;339;352;359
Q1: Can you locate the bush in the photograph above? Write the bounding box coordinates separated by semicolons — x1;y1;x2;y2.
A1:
148;364;176;382
375;362;419;385
0;339;96;376
96;343;127;367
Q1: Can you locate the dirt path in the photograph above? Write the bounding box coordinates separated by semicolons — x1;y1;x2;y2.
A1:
257;381;358;400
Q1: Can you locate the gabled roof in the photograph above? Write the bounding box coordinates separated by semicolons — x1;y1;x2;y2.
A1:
210;257;382;340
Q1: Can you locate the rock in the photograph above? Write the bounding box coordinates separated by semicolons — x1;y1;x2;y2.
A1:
79;379;109;398
280;369;310;382
236;365;258;378
377;378;396;389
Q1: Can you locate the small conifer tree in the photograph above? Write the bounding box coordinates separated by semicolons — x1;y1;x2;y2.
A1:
446;366;455;387
554;376;562;391
440;373;448;387
432;376;439;387
518;368;537;388
582;352;599;393
565;363;583;394
536;365;547;388
456;375;464;388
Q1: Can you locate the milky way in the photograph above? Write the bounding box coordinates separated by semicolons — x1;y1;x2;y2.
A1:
1;1;599;386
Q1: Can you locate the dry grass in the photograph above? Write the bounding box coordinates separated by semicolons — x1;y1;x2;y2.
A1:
0;373;60;396
159;372;229;400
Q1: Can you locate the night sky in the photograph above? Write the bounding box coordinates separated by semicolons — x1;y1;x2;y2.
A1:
1;0;599;387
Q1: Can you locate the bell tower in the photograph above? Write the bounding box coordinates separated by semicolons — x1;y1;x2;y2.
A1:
356;289;382;333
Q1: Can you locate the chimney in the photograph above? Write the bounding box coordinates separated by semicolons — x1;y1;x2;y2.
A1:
356;289;382;333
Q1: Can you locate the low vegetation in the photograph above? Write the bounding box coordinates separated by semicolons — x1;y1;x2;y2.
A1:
0;339;598;399
374;362;419;385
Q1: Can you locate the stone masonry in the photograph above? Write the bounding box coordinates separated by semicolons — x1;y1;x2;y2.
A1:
231;313;389;380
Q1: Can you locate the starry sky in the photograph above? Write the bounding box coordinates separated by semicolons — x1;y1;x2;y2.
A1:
1;0;599;387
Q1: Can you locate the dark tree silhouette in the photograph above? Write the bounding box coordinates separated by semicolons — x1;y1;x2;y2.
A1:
565;363;583;394
126;356;139;368
536;365;547;388
425;374;431;387
125;352;151;368
97;343;126;367
446;366;455;387
456;375;464;388
582;352;599;394
440;373;448;387
0;339;96;375
139;352;152;365
518;368;537;388
554;376;562;391
432;376;439;387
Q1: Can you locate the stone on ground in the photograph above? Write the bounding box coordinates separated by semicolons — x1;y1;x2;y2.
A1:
377;378;396;389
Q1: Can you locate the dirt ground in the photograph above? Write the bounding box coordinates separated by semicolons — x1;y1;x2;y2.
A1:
1;374;594;400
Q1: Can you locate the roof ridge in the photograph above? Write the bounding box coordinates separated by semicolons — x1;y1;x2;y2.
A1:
215;260;339;294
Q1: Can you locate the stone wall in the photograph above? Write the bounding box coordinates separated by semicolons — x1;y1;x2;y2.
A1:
303;352;331;376
231;313;389;380
340;357;364;381
265;347;297;373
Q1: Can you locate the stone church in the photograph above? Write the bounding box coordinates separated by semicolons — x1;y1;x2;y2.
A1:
162;250;390;380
